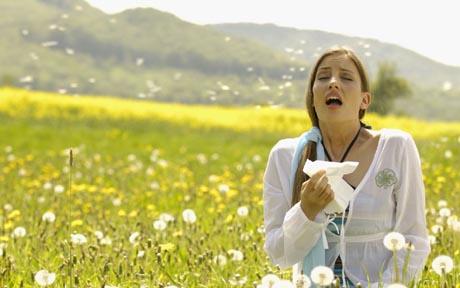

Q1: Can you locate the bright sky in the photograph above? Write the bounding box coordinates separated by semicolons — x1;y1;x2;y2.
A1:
84;0;460;67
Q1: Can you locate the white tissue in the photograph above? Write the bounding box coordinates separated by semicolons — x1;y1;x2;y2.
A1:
303;159;359;214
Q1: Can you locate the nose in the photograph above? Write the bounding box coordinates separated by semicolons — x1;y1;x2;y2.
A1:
328;77;339;89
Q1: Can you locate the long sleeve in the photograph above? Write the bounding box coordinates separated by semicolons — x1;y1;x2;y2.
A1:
263;140;327;269
370;135;431;287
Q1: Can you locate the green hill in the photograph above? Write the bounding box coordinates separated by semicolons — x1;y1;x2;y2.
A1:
2;0;460;120
0;0;307;105
211;23;460;120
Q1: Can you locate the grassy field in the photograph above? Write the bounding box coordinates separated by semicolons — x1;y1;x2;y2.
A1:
0;87;459;287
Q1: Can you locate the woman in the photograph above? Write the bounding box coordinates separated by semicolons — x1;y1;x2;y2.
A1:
263;46;430;287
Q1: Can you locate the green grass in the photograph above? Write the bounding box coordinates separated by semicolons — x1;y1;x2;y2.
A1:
0;89;459;287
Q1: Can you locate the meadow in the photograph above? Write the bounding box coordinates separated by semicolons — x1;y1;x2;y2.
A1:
0;87;459;287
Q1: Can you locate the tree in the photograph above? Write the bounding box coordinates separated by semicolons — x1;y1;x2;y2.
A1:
370;62;411;115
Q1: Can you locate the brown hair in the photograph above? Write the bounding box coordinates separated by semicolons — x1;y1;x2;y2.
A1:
291;46;370;206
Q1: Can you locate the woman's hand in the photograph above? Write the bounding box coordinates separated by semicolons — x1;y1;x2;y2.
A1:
300;170;335;221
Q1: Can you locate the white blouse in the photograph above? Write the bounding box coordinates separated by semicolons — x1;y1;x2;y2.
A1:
263;128;430;287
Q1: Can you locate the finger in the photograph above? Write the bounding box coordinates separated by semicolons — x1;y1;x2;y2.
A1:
319;189;330;202
310;169;326;183
319;185;333;201
313;174;328;193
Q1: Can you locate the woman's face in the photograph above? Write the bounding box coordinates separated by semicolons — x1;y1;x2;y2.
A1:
312;53;370;124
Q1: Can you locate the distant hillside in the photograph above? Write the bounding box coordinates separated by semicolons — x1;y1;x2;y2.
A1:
210;23;460;121
0;0;307;106
1;0;460;120
211;23;460;87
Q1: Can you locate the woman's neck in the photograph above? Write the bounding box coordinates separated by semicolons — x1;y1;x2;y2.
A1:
318;120;362;161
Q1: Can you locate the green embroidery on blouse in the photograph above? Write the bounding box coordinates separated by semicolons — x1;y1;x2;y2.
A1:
375;168;398;189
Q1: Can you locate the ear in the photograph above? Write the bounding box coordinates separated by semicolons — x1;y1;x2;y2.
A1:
360;92;371;110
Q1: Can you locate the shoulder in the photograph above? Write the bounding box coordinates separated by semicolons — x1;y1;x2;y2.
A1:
378;129;420;161
378;128;415;147
269;137;300;158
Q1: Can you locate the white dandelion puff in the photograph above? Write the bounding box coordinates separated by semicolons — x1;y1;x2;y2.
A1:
237;206;249;217
228;249;244;261
218;184;230;193
100;236;112;246
383;232;405;251
129;232;140;244
212;254;227;266
294;274;311;288
112;198;122;206
159;213;175;223
54;184;64;194
71;233;87;245
261;274;280;287
3;203;13;211
34;270;56;286
432;255;454;275
12;226;27;238
42;211;56;223
273;280;295;288
182;209;197;224
439;207;451;218
153;219;167;231
437;200;447;208
387;284;407;288
310;265;334;286
431;225;443;234
94;230;104;240
228;274;247;286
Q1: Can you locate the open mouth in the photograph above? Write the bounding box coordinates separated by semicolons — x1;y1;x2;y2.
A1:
326;98;342;106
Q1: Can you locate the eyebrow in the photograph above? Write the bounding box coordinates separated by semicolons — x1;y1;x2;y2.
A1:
317;67;354;73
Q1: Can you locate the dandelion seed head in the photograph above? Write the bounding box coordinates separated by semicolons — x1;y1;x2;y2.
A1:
437;200;447;208
383;232;405;251
42;211;56;223
439;207;451;218
237;206;249;217
159;213;175;223
310;265;334;286
261;273;280;287
129;232;140;244
228;249;244;261
213;254;227;266
387;284;407;288
432;255;454;275
12;226;27;238
54;185;64;194
71;233;87;245
431;224;443;234
94;230;104;239
3;203;13;211
273;280;295;288
218;183;230;193
182;209;197;224
294;274;311;288
34;270;56;286
100;236;112;246
153;219;167;231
